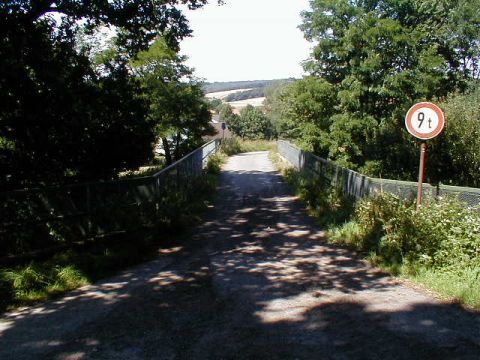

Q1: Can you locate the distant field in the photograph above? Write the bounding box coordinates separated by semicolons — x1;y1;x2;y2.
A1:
228;97;265;109
205;89;253;100
205;79;294;109
203;80;280;93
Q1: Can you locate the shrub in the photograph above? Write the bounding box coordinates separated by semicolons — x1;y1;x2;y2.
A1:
283;169;354;226
221;138;244;155
330;192;480;276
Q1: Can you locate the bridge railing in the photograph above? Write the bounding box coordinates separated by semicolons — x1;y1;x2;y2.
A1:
0;139;221;259
278;140;480;206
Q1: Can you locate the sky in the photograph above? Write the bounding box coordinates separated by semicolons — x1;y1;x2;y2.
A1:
180;0;312;83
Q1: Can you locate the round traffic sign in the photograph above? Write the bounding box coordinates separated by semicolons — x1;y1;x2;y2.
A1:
405;102;445;140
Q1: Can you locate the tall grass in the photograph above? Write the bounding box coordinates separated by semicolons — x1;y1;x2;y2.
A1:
280;168;480;309
221;137;276;155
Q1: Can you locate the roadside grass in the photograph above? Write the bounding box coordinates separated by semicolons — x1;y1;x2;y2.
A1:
276;166;480;310
410;267;480;308
221;137;276;155
268;151;290;172
0;155;224;313
118;157;166;178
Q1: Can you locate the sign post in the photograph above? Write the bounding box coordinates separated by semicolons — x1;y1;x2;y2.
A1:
221;122;226;141
417;142;427;208
405;102;445;209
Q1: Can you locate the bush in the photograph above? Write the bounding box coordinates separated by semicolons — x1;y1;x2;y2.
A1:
283;169;354;226
282;165;480;307
328;192;480;306
221;138;244;156
331;193;480;269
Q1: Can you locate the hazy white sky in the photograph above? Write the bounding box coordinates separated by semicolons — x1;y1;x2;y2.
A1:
180;0;312;82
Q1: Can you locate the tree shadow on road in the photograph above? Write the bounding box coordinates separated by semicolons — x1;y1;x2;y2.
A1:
0;168;479;359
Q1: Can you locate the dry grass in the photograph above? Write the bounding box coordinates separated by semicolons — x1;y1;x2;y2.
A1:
228;97;266;109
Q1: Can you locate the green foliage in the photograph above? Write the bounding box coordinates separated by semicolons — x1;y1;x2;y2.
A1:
283;169;354;225
0;264;88;307
330;193;480;269
328;192;480;307
233;105;274;140
412;267;480;308
0;1;216;190
203;153;226;175
434;84;480;187
221;138;245;156
131;38;214;165
265;77;337;156
218;103;240;133
208;98;223;110
282;166;480;307
266;0;480;185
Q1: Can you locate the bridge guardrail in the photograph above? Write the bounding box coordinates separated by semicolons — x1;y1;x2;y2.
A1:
278;140;480;207
0;139;221;259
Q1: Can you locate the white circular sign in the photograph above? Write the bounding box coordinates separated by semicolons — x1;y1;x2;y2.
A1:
405;102;445;140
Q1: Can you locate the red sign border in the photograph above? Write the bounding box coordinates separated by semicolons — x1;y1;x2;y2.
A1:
405;102;445;140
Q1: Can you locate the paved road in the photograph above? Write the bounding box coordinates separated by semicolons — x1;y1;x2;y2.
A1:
1;151;479;359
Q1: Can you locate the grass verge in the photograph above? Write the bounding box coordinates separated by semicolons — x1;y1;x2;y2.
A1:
277;166;480;309
0;155;224;313
221;137;276;155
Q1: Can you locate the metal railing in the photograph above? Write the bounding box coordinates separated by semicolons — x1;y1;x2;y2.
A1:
278;140;480;207
0;139;221;258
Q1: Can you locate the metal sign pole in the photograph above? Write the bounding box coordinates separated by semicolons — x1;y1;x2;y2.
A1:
417;142;427;209
405;102;444;210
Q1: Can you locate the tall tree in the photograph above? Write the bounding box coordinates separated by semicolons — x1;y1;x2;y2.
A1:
265;77;336;156
218;103;240;135
131;38;214;165
297;0;480;179
0;0;217;190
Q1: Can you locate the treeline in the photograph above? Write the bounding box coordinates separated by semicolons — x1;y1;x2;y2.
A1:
0;1;216;192
265;0;480;187
204;79;293;94
223;88;265;102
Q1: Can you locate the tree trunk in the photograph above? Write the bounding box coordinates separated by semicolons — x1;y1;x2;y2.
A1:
174;132;181;161
162;137;172;165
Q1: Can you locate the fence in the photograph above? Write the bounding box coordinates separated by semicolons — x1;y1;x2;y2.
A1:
278;140;480;207
0;139;221;259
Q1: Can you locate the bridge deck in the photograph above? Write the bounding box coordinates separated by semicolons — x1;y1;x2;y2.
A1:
1;151;478;359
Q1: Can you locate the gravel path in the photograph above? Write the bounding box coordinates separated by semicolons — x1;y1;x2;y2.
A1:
1;151;479;359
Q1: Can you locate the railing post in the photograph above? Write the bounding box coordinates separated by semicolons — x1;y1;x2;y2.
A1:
86;184;92;237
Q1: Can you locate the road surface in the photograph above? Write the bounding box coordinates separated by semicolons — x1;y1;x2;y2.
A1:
1;151;479;359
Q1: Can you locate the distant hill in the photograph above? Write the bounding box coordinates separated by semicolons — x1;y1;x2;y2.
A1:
203;79;294;94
